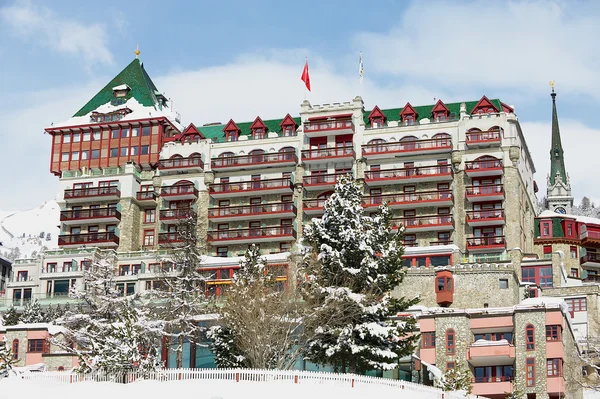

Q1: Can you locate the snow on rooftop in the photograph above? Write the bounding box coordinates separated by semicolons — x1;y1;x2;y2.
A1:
201;252;290;266
112;84;130;91
538;210;600;226
5;323;68;336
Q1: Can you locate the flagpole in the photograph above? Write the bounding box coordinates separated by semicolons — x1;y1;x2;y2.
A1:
304;57;308;101
359;51;364;97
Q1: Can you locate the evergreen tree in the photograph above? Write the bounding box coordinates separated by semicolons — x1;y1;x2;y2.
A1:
0;337;18;377
301;175;418;373
207;325;245;368
439;363;472;393
3;306;19;326
21;299;44;324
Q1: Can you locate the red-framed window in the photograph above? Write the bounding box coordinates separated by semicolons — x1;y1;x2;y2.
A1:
12;339;19;359
17;271;28;281
446;329;455;355
541;220;552;237
547;358;562;377
565;298;587;317
143;229;154;246
446;362;455;370
546;325;561;341
225;131;238;142
216;247;228;258
565;221;576;238
144;209;155;224
570;246;577;259
526;324;535;350
436;275;454;293
571;268;580;278
522;265;553;287
280;242;292;253
543;245;552;256
27;339;47;353
421;332;435;348
526;358;536;386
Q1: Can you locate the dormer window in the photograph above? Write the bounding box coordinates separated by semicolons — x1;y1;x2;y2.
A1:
431;100;450;122
400;102;418;127
226;131;238;142
403;115;415;126
373;118;383;128
253;128;265;140
223;119;241;142
279;113;298;137
283;126;295;136
112;84;131;98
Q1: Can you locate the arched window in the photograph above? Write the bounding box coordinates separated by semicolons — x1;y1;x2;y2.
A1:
218;151;235;166
446;329;455;354
249;149;265;164
432;133;451;147
190;152;202;166
367;139;386;154
12;339;18;360
58;366;65;372
279;147;296;161
526;324;535;350
400;135;418;151
169;154;183;167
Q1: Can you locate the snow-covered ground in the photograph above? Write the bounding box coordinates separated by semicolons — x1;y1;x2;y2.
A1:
0;200;59;259
2;378;445;399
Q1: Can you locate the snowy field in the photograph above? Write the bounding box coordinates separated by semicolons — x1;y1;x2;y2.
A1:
1;378;449;399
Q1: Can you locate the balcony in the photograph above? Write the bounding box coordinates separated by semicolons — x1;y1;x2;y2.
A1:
465;159;503;177
466;235;505;252
391;216;453;232
547;376;566;395
466;129;502;147
211;152;298;171
365;165;452;186
581;252;600;267
363;190;453;210
466;209;505;227
303;118;354;138
58;232;119;248
60;207;121;225
361;138;452;159
303;173;348;191
303;199;327;215
207;226;296;245
471;377;513;397
581;230;600;244
135;191;158;205
158;232;185;247
301;146;355;164
467;340;516;367
208;202;296;222
63;186;120;204
209;177;293;198
6;277;37;288
159;208;197;224
465;185;504;202
158;156;204;174
160;184;199;201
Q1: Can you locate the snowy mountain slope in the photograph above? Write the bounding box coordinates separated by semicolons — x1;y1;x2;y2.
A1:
0;200;59;260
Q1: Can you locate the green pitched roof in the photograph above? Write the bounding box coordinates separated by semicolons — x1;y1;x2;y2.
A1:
198;117;301;141
549;91;567;186
73;59;160;117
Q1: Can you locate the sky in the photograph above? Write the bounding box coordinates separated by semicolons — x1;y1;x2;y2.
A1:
1;0;600;211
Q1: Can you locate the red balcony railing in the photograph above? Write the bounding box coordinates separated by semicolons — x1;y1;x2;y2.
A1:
207;226;296;242
465;159;503;171
160;184;198;197
158;232;184;245
159;208;197;220
364;165;451;181
303;198;328;210
304;119;354;133
211;152;297;169
210;178;293;194
158;156;204;170
391;216;453;229
303;173;348;186
60;207;121;222
466;236;505;248
363;190;452;207
208;202;296;218
362;138;452;156
466;129;502;145
466;210;504;221
430;240;453;246
64;186;120;199
136;191;158;201
58;232;119;246
465;184;504;197
301;146;355;161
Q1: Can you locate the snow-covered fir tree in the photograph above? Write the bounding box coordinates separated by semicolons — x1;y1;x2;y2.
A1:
20;299;44;324
3;306;19;326
439;363;472;393
209;245;303;369
0;337;18;376
301;174;418;373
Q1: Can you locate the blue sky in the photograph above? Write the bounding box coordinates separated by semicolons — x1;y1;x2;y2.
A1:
1;0;600;211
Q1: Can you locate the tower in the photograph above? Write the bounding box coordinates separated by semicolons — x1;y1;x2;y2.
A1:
546;84;573;214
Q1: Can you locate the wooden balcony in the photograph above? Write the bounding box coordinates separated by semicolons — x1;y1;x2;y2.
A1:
465;159;503;177
467;341;516;367
158;156;204;174
158;232;185;247
209;177;293;198
466;128;502;147
363;190;453;210
207;226;296;245
208;202;296;222
303;198;327;215
465;184;504;202
159;208;197;224
301;146;355;164
303;173;348;191
60;207;121;225
63;186;120;204
466;235;505;252
135;191;158;205
466;210;505;227
160;183;199;201
391;216;453;232
361;138;452;159
581;252;600;267
211;152;297;171
58;232;119;248
303;118;354;138
364;165;452;186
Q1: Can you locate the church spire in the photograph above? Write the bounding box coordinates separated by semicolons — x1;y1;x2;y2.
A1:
549;81;567;186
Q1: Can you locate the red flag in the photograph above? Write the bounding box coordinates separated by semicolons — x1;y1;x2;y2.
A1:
301;60;311;91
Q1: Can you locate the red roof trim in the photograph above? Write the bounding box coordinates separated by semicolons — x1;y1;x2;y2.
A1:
501;102;514;113
250;116;267;130
182;123;204;138
308;113;353;121
280;113;298;127
470;95;500;115
399;102;418;117
367;105;385;120
431;99;449;114
44;116;180;134
223;119;240;132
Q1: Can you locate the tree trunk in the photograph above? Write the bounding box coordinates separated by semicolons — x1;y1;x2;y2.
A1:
176;335;183;368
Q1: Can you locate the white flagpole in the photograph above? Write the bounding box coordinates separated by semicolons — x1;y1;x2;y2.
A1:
359;51;364;95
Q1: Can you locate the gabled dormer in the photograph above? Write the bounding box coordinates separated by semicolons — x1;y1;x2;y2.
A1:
431;99;449;122
112;84;131;99
280;113;298;137
368;105;386;128
400;102;418;126
223;119;240;142
501;102;514;114
471;95;500;115
178;123;204;143
250;116;267;139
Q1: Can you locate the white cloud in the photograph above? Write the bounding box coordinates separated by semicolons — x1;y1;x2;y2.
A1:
0;0;113;68
355;1;600;99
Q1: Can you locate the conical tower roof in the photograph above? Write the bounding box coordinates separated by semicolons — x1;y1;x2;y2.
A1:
549;89;567;186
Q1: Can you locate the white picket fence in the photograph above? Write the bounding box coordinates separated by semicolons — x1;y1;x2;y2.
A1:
21;368;476;399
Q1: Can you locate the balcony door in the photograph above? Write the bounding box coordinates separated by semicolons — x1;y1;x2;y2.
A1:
249;221;261;237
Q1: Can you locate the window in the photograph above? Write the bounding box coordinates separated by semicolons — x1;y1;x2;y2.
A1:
565;297;587;317
217;247;228;258
93;131;101;140
499;278;508;289
83;132;91;141
143;230;154;246
73;133;81;143
63;134;71;144
570;246;577;259
404;234;416;247
61;152;69;161
446;329;455;354
422;332;435;348
141;145;149;155
17;271;28;282
120;147;128;157
474;332;513;342
526;324;535;350
571;268;579;278
280;242;292;253
142;126;151;136
91;149;100;159
112;129;120;139
121;128;130;138
130;146;138;156
81;151;89;160
474;365;514;383
131;128;139;137
252;128;265;140
543;245;552;258
144;209;155;223
547;359;561;377
28;339;46;353
226;131;238;142
110;148;118;157
283;126;295;136
446;362;455;371
546;325;561;341
12;339;18;360
72;151;80;161
541;221;551;237
526;358;536;386
522;265;553;287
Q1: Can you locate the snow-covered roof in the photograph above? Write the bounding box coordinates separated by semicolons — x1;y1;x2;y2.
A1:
201;252;290;267
404;244;458;256
112;84;130;91
538;210;600;226
5;323;68;336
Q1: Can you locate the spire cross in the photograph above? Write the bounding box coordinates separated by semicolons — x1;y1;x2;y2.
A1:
549;80;556;93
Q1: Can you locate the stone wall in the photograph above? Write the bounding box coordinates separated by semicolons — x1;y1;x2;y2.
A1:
513;310;548;399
